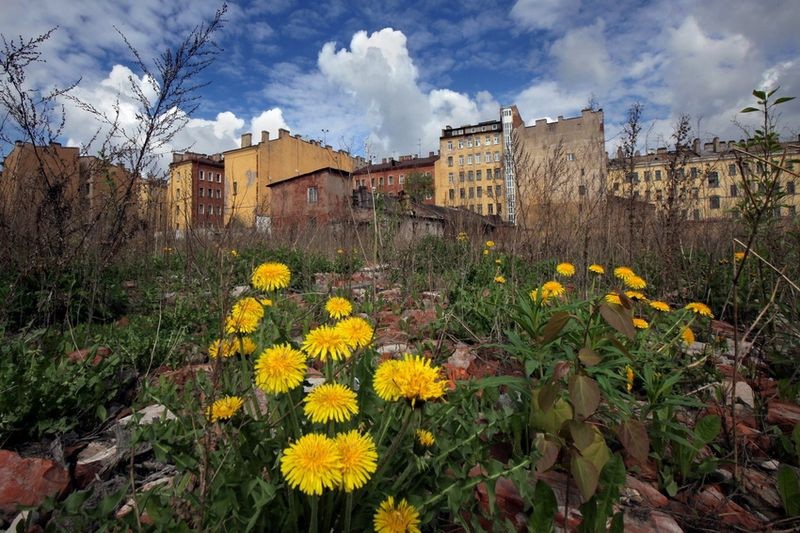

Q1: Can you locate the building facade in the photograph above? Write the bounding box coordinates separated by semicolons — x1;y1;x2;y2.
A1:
167;152;225;231
352;153;438;203
223;130;363;228
608;136;800;221
266;167;352;231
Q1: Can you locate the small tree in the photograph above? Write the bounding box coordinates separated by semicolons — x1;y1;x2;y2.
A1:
403;171;433;203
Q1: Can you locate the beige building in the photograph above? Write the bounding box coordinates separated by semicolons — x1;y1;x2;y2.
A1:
608;136;800;220
223;130;363;228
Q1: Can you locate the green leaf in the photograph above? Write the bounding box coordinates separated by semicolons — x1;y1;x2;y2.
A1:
540;311;570;344
693;415;721;445
778;466;800;516
609;512;624;533
774;96;795;105
569;374;601;420
530;394;573;434
581;429;611;474
569;420;595;451
740;106;759;113
599;302;635;340
571;453;600;502
578;347;601;367
616;419;650;463
530;480;557;532
753;89;767;99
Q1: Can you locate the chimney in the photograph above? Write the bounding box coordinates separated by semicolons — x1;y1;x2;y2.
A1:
241;133;252;148
278;128;289;139
557;116;564;121
261;130;269;143
692;138;700;153
713;137;720;153
656;147;667;155
429;151;434;157
173;153;182;163
382;158;387;164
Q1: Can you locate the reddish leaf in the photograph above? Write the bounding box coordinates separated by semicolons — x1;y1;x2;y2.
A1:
599;302;636;340
616;419;650;463
540;311;570;344
569;374;601;420
578;347;601;367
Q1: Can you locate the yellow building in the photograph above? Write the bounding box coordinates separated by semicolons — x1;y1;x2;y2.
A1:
434;107;524;220
223;130;363;228
608;136;800;220
167;152;225;232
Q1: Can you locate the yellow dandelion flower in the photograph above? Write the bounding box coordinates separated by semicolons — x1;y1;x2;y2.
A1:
605;292;622;306
374;359;403;402
624;275;647;290
374;496;421;533
650;300;671;312
254;343;307;394
633;317;649;329
206;396;244;422
252;262;291;292
325;296;353;319
334;430;378;492
162;246;173;254
625;366;634;392
685;302;713;318
304;383;358;423
485;240;495;248
229;249;238;257
335;317;374;349
542;280;565;298
389;354;447;407
613;266;635;281
625;290;647;301
209;336;258;358
483;249;489;256
494;275;506;284
337;248;345;255
280;433;342;496
556;262;576;277
457;232;468;242
416;429;435;447
681;326;696;345
302;325;351;361
589;264;605;275
734;251;745;261
495;259;502;265
260;298;273;307
225;297;265;334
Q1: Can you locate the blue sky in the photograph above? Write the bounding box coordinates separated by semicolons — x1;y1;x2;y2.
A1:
2;0;798;169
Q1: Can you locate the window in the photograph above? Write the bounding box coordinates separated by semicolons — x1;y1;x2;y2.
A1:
459;171;465;182
307;187;318;204
787;181;796;195
493;133;500;144
388;176;394;185
485;152;491;163
199;204;204;214
379;176;384;186
399;175;405;185
693;209;700;221
458;139;464;149
789;206;797;217
233;182;238;195
199;188;204;197
447;140;453;150
644;171;651;182
468;170;474;181
477;204;482;214
690;167;698;179
728;164;737;176
487;186;493;197
459;188;465;199
448;172;454;183
626;172;639;183
467;138;473;148
199;171;205;181
494;151;500;162
370;177;375;187
656;189;663;201
655;170;662;181
709;195;720;209
449;189;455;200
476;170;482;181
467;155;473;165
692;187;699;199
578;185;586;196
497;202;502;214
495;185;501;197
469;187;474;199
447;156;453;167
217;173;222;183
217;205;222;215
495;168;501;179
488;203;494;214
566;153;575;161
458;156;464;166
217;189;221;198
475;136;481;146
708;171;720;188
485;135;490;145
730;184;738;197
477;187;482;198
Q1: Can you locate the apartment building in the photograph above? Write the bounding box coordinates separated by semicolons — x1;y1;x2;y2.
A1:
168;152;225;231
223;130;363;228
268;167;352;231
608;136;800;220
352;152;437;203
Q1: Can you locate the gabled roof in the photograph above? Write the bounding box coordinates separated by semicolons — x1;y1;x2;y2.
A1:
266;166;351;187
